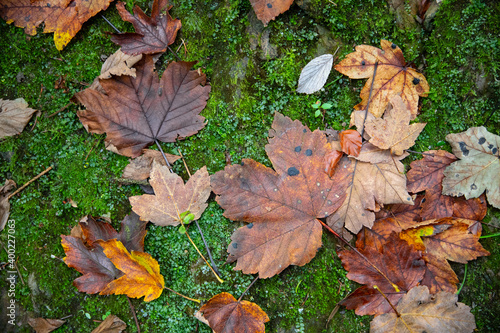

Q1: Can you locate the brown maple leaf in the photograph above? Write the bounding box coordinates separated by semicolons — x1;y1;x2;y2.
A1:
0;0;113;50
74;56;210;158
0;98;37;139
335;40;429;118
97;239;165;302
130;162;211;226
200;292;269;333
211;112;350;278
442;126;500;209
364;95;426;155
339;233;425;316
110;0;182;55
91;315;126;333
27;317;65;333
122;149;180;181
250;0;294;26
371;286;476;333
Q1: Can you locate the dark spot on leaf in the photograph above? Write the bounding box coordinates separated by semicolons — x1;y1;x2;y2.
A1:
412;77;420;85
361;213;365;216
247;223;253;229
305;149;312;156
407;197;411;201
421;198;426;203
492;147;498;155
478;137;486;145
47;3;51;7
267;3;272;8
361;60;366;66
294;146;301;152
287;167;300;176
391;43;397;49
413;259;425;267
303;129;307;133
459;142;469;156
297;199;302;204
240;161;244;166
471;184;477;190
232;243;238;249
24;16;30;22
488;144;493;149
327;200;332;205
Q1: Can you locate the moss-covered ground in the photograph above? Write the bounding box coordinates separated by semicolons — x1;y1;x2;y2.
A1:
0;0;499;332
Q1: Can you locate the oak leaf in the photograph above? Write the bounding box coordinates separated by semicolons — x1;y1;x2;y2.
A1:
200;292;269;333
339;233;425;315
250;0;294;26
74;56;210;158
211;112;350;278
27;317;65;333
442;126;500;209
335;40;429;118
110;0;181;55
97;239;165;302
370;286;476;333
364;95;426;155
130;163;210;226
0;0;113;50
0;98;37;139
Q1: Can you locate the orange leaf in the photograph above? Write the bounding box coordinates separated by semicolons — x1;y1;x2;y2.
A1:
0;0;113;50
97;239;164;302
335;40;429;118
324;149;343;178
200;292;269;333
339;129;362;156
250;0;294;26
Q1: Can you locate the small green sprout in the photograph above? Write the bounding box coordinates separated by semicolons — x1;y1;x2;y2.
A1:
311;100;333;117
178;211;195;234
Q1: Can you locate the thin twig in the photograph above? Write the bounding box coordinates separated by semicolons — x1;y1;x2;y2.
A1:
164;286;201;303
405;149;435;157
101;15;122;33
45;102;72;118
238;276;259;302
0;244;25;285
167;46;181;61
373;285;400;316
60;314;73;321
177;148;192;177
127;297;141;333
84;137;102;161
8;166;53;199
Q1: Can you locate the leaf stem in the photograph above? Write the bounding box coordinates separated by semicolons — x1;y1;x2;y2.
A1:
164;286;201;303
127;296;141;333
480;232;500;239
373;285;400;317
238;276;259;302
101;15;122;34
456;263;468;295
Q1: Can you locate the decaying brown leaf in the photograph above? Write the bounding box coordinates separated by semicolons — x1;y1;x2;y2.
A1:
250;0;294;26
0;98;37;139
74;56;210;158
91;315;126;333
211;112;350;278
364;95;426;155
339;129;362;156
442;126;500;209
335;40;429;118
370;286;476;333
122;149;180;181
339;233;425;316
0;179;16;232
130;162;211;226
0;0;113;50
200;292;269;333
110;0;181;55
27;317;65;333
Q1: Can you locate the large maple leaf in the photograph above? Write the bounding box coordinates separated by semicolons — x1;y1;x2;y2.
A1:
110;0;182;55
0;0;113;50
97;239;165;302
335;40;429;118
250;0;294;26
130;162;211;226
211;112;350;278
74;55;210;158
200;292;269;333
339;233;425;316
371;286;476;333
442;126;500;209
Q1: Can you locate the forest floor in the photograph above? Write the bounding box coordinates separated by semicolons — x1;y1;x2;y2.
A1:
0;0;499;332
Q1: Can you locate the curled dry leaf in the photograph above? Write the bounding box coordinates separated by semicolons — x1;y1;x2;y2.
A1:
27;317;65;333
110;0;181;55
97;239;165;302
122;149;180;181
130;163;211;226
0;179;16;232
296;54;334;94
211;112;350;278
339;129;362;156
0;98;37;139
74;56;210;158
335;40;429;118
339;233;425;316
442;126;500;209
370;286;476;333
250;0;294;26
364;95;426;156
91;315;126;333
200;292;269;333
0;0;113;50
